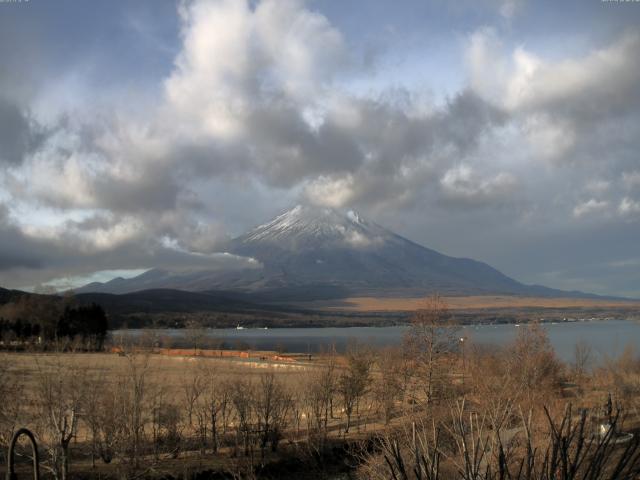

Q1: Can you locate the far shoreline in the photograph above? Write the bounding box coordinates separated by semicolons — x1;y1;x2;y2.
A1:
105;294;640;330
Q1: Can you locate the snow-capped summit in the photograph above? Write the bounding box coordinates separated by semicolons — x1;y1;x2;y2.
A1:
225;205;529;295
236;205;390;250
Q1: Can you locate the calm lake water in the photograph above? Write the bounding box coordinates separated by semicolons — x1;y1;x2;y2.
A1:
114;319;640;364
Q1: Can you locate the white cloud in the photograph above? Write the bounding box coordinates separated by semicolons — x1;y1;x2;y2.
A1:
344;230;383;248
440;164;517;206
21;215;145;252
1;0;515;281
465;28;508;106
175;220;231;254
522;114;575;161
467;29;640;114
165;0;346;140
1;0;640;296
573;199;609;218
619;197;640;216
304;175;355;208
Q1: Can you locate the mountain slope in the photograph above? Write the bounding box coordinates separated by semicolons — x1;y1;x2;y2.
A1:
227;205;527;295
74;289;268;315
77;205;579;297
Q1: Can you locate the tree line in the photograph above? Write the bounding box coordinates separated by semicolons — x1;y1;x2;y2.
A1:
0;294;108;350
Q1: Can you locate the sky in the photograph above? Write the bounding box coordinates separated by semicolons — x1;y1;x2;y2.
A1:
1;0;640;297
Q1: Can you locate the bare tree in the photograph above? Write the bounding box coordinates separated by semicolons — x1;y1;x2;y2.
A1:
230;378;255;457
153;402;183;459
507;323;564;409
359;402;640;480
338;345;373;433
81;369;107;468
93;378;122;465
316;354;338;430
404;294;458;405
194;362;230;454
466;343;523;436
290;383;305;437
148;377;184;460
573;339;593;382
302;358;338;449
182;366;205;429
255;372;291;458
374;347;405;425
35;356;86;480
185;323;207;355
116;352;154;473
600;345;640;416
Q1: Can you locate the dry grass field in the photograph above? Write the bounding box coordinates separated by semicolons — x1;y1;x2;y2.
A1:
301;295;640;312
6;351;314;395
1;351;347;479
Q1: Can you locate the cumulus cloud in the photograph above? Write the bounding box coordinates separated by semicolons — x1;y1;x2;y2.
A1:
304;175;355;208
465;27;640;175
167;0;346;126
440;164;518;207
0;0;556;287
158;0;510;212
5;0;510;224
160;0;357;191
0;0;639;296
619;197;640;217
0;205;257;289
522;114;575;161
467;29;640;115
3;0;350;286
573;199;609;218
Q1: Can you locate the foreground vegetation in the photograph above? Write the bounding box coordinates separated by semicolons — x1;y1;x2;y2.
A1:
2;296;640;479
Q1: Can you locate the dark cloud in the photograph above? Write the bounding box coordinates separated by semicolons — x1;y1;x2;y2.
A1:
297;89;509;210
94;172;183;213
0;98;48;165
0;0;639;297
0;206;45;269
0;206;255;288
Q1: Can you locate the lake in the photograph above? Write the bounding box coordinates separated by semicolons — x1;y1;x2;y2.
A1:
113;319;640;364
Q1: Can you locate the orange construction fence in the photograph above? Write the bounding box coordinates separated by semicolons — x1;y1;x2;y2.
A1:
110;346;297;362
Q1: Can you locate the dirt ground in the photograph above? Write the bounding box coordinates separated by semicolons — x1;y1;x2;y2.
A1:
4;350;315;400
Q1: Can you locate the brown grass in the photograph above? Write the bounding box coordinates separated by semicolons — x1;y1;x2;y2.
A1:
4;339;640;480
308;295;640;312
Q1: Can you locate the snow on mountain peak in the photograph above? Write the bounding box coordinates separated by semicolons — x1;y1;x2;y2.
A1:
238;204;388;248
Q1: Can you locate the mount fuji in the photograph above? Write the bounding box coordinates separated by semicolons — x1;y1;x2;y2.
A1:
77;205;578;298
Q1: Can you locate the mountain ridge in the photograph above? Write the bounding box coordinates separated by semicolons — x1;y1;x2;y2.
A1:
74;205;603;299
